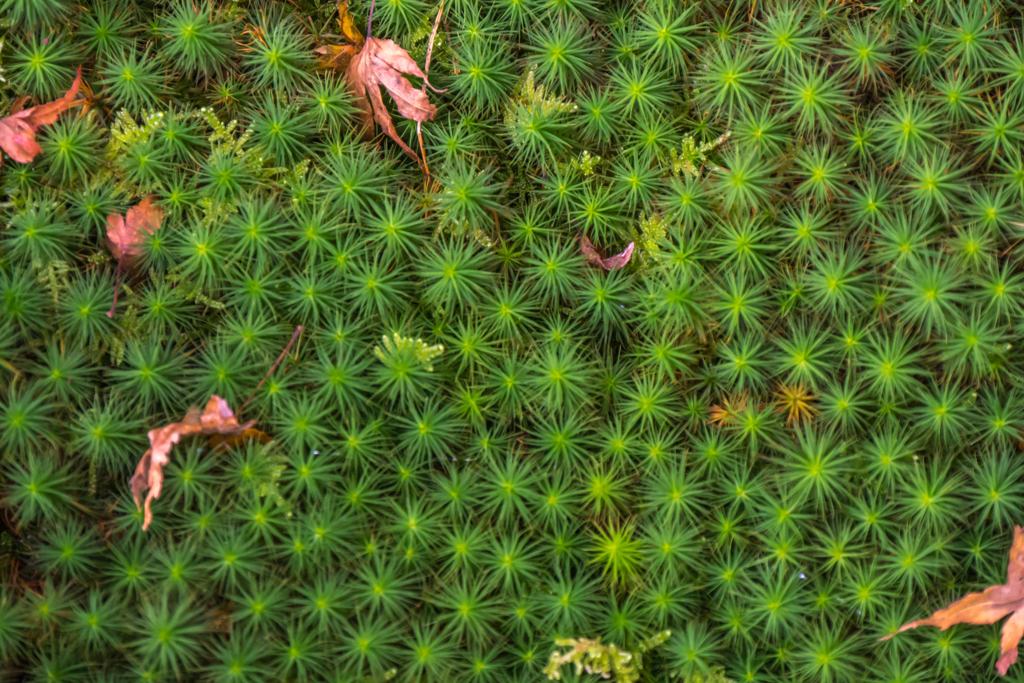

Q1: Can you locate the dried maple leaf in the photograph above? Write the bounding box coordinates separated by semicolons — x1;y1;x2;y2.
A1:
0;67;83;165
315;2;439;159
106;196;163;263
883;525;1024;676
316;2;442;161
346;36;439;159
580;234;636;270
130;396;256;531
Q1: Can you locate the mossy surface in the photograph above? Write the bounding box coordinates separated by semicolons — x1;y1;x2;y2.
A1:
2;0;1024;681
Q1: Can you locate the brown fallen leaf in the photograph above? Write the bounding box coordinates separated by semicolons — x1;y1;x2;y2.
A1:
0;67;84;165
882;525;1024;676
130;396;256;531
580;234;636;270
316;1;440;160
347;37;440;159
105;196;163;318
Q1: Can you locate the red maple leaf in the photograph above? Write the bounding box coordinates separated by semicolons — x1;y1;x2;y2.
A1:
105;196;163;318
106;196;163;263
0;67;84;165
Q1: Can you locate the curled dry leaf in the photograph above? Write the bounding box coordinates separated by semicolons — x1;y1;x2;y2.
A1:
313;1;364;71
882;525;1024;676
106;196;163;263
579;234;635;270
130;396;256;531
0;67;84;165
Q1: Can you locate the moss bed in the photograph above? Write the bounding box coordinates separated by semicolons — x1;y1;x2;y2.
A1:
3;0;1024;681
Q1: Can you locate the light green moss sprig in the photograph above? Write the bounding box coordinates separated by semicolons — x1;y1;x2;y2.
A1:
503;70;577;166
37;258;71;307
108;335;126;367
198;107;286;197
185;289;226;311
469;227;495;248
512;69;576;114
255;455;289;511
633;212;667;266
405;5;448;64
105;110;168;196
282;159;312;208
161;272;226;312
544;630;671;683
199;107;253;158
107;109;165;159
671;131;731;178
374;332;445;372
571;150;602;177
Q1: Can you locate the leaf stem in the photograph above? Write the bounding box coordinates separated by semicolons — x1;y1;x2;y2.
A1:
106;260;124;319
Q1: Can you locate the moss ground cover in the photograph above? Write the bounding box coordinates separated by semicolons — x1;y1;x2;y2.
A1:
3;0;1024;680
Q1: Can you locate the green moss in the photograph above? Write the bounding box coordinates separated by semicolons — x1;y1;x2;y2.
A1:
3;0;1024;681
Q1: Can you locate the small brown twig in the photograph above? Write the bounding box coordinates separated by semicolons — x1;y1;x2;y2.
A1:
416;126;431;178
240;325;304;413
0;357;22;381
423;4;444;95
366;0;377;40
418;1;445;180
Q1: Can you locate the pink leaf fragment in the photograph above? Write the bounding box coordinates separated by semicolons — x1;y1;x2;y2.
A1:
106;196;163;263
105;196;164;318
580;234;635;270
